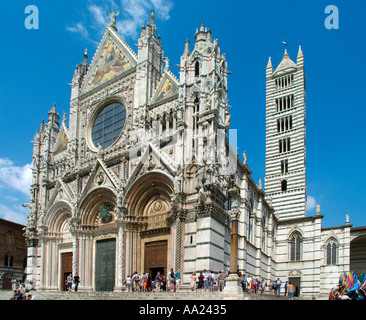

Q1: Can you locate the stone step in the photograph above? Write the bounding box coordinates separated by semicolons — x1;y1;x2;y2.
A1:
0;290;228;300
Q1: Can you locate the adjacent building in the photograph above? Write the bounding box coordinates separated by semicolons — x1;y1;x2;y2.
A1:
0;219;27;290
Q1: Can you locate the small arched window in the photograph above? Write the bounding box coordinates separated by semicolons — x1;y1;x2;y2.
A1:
326;238;338;265
290;233;302;261
195;61;200;77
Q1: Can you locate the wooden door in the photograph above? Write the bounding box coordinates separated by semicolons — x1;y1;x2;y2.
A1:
61;252;73;291
144;240;167;277
95;239;116;291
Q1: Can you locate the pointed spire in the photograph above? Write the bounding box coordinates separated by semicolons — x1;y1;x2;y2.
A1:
200;22;205;32
164;57;170;72
273;49;297;75
49;103;57;115
297;45;303;58
62;111;67;126
297;45;304;65
267;57;272;69
150;10;156;36
150;10;155;24
184;38;190;55
84;48;88;61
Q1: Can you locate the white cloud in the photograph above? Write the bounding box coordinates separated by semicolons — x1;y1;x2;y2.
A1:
0;158;32;196
306;195;316;212
88;4;108;27
66;0;174;42
0;204;28;226
66;22;91;41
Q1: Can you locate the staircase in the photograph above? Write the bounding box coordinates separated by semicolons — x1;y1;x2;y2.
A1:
0;289;297;300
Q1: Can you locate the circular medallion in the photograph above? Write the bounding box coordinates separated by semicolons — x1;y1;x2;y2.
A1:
153;200;163;212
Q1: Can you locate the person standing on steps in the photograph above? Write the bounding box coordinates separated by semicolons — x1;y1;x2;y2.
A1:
168;269;177;292
190;272;197;292
73;273;80;292
276;278;282;296
175;269;181;291
288;282;295;300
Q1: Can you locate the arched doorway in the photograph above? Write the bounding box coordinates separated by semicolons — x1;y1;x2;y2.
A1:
350;234;366;277
124;171;175;279
78;187;118;292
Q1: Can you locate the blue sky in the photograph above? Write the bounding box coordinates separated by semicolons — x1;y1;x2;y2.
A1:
0;0;364;228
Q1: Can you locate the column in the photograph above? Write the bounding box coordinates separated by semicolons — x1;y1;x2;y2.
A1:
223;201;243;297
115;222;125;292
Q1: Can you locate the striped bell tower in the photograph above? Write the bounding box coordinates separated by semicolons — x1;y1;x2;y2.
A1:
264;47;306;220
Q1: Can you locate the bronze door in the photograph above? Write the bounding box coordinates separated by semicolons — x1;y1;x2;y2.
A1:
61;252;73;291
95;239;116;291
144;240;167;278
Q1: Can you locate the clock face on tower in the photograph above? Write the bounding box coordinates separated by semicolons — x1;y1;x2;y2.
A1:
91;101;126;150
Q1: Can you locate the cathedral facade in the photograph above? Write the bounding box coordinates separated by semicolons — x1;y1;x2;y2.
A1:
24;11;365;297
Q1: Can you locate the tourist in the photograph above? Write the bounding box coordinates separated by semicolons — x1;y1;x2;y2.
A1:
252;278;256;294
218;270;226;292
288;282;295;300
203;269;209;292
241;274;247;292
10;290;22;300
132;272;140;292
66;273;73;292
271;280;276;295
284;281;288;296
210;272;215;292
124;275;132;292
206;271;212;292
246;275;252;293
73;273;80;292
259;279;265;294
155;272;162;292
143;274;148;292
175;269;181;291
11;277;17;291
190;272;197;292
276;278;282;296
147;274;152;292
161;274;167;291
197;272;204;292
168;268;177;292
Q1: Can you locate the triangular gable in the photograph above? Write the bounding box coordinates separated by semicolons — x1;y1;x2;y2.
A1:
151;72;179;104
79;158;119;203
126;143;176;190
45;178;74;213
54;123;69;154
81;26;138;94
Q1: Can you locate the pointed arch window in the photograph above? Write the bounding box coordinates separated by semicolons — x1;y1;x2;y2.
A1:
326;238;338;265
195;61;200;77
290;233;302;261
248;200;254;243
